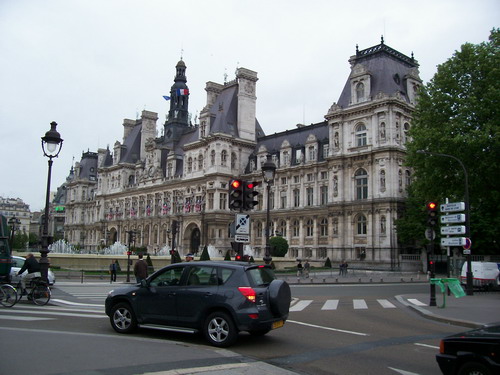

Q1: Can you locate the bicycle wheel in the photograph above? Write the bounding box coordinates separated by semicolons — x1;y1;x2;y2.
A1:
32;284;51;306
0;284;18;307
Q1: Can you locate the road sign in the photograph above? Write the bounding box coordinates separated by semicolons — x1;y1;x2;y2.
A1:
235;214;250;234
440;225;466;235
463;237;472;250
234;234;250;243
463;249;471;255
440;214;466;224
425;228;435;241
441;237;467;247
440;202;465;213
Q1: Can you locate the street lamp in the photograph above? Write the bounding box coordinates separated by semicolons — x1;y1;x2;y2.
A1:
417;150;472;296
40;122;63;283
8;216;21;250
261;155;276;264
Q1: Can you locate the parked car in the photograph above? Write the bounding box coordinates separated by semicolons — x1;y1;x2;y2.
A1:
10;255;56;286
460;262;500;290
436;323;500;375
105;261;291;347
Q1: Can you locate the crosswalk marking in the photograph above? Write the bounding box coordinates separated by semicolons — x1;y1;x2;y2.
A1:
353;299;368;309
0;315;55;321
292;298;399;312
290;300;313;311
408;298;427;306
377;299;396;308
321;299;339;310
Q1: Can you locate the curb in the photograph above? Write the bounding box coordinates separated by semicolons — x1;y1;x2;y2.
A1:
395;295;482;329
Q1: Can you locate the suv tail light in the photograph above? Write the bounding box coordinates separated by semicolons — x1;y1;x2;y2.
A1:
238;287;256;303
439;340;445;354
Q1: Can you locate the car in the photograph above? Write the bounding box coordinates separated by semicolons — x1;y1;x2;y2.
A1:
436;323;500;375
105;261;291;347
10;255;56;286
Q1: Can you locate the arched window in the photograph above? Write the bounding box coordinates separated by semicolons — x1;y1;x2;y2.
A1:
356;82;365;102
278;220;287;237
355;169;368;200
292;220;300;237
221;150;227;166
403;123;410;144
187;157;193;173
201;121;206;137
306;219;314;237
405;170;411;187
356;214;367;235
320;218;328;237
356;123;367;146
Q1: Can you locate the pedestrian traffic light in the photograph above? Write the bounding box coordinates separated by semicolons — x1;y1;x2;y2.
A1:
243;181;260;210
427;201;439;227
229;179;244;210
235;254;242;261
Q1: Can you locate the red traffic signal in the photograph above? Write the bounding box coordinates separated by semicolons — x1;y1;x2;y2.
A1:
235;254;242;261
231;180;241;189
229;179;244;210
243;181;260;210
427;201;439;227
127;251;132;256
427;202;438;210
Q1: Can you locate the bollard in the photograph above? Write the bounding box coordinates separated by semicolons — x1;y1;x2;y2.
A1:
81;270;84;284
359;278;361;283
310;278;313;283
297;278;301;283
336;278;338;283
323;278;326;283
370;278;372;283
401;278;404;282
381;278;383;283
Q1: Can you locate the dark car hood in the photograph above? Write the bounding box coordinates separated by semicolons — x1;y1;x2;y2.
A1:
107;284;141;297
446;323;500;340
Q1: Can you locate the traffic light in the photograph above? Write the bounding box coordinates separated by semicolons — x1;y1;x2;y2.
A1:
235;254;242;261
243;181;260;210
229;179;244;210
427;201;439;227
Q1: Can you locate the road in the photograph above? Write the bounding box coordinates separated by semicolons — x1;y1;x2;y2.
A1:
0;282;464;374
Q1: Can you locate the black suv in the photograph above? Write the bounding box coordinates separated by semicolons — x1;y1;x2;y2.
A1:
105;261;291;347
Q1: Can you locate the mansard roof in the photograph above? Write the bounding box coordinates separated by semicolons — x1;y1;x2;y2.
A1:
78;151;98;179
337;41;419;108
256;122;328;153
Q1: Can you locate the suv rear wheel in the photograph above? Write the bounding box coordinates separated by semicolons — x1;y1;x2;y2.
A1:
268;280;291;316
204;311;238;347
110;303;137;334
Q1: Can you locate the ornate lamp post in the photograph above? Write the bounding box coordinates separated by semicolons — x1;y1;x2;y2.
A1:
8;216;21;249
417;150;472;296
261;155;276;264
41;122;63;283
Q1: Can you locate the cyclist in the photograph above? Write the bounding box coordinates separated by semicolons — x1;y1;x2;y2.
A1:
17;253;41;294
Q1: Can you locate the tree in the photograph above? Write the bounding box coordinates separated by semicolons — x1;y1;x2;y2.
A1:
224;250;231;261
400;29;500;254
269;236;288;257
199;245;211;261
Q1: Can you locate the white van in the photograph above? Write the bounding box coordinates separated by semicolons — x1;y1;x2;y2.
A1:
460;261;500;290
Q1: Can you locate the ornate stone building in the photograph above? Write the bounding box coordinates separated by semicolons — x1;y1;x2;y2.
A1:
64;39;421;266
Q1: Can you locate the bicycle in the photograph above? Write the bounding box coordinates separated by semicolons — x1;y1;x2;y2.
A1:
14;277;51;306
0;283;18;307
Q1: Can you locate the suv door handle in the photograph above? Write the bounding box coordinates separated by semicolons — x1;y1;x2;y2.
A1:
204;292;213;297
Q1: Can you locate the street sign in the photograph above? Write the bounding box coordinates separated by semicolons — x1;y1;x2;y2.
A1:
463;237;472;250
440;225;466;235
441;237;467;247
463;249;471;255
234;234;250;243
425;228;435;241
440;214;466;224
235;214;250;235
440;202;465;213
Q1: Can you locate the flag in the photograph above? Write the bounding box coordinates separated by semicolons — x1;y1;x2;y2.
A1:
176;88;189;96
163;95;170;101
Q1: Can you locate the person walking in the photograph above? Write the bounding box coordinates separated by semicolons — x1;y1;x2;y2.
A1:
133;254;148;283
303;260;310;278
339;260;345;276
297;261;303;277
109;259;117;283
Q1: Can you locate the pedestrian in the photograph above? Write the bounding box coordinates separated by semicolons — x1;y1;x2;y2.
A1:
297;260;303;277
304;259;310;278
185;253;194;262
109;259;117;283
343;261;349;276
133;254;148;283
339;260;345;276
17;253;41;294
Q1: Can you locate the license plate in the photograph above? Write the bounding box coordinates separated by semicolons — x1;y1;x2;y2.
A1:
272;320;284;329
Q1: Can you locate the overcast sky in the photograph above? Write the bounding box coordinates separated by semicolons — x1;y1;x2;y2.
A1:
1;0;498;212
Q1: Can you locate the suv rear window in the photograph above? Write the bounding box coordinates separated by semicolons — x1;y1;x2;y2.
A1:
247;267;276;286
